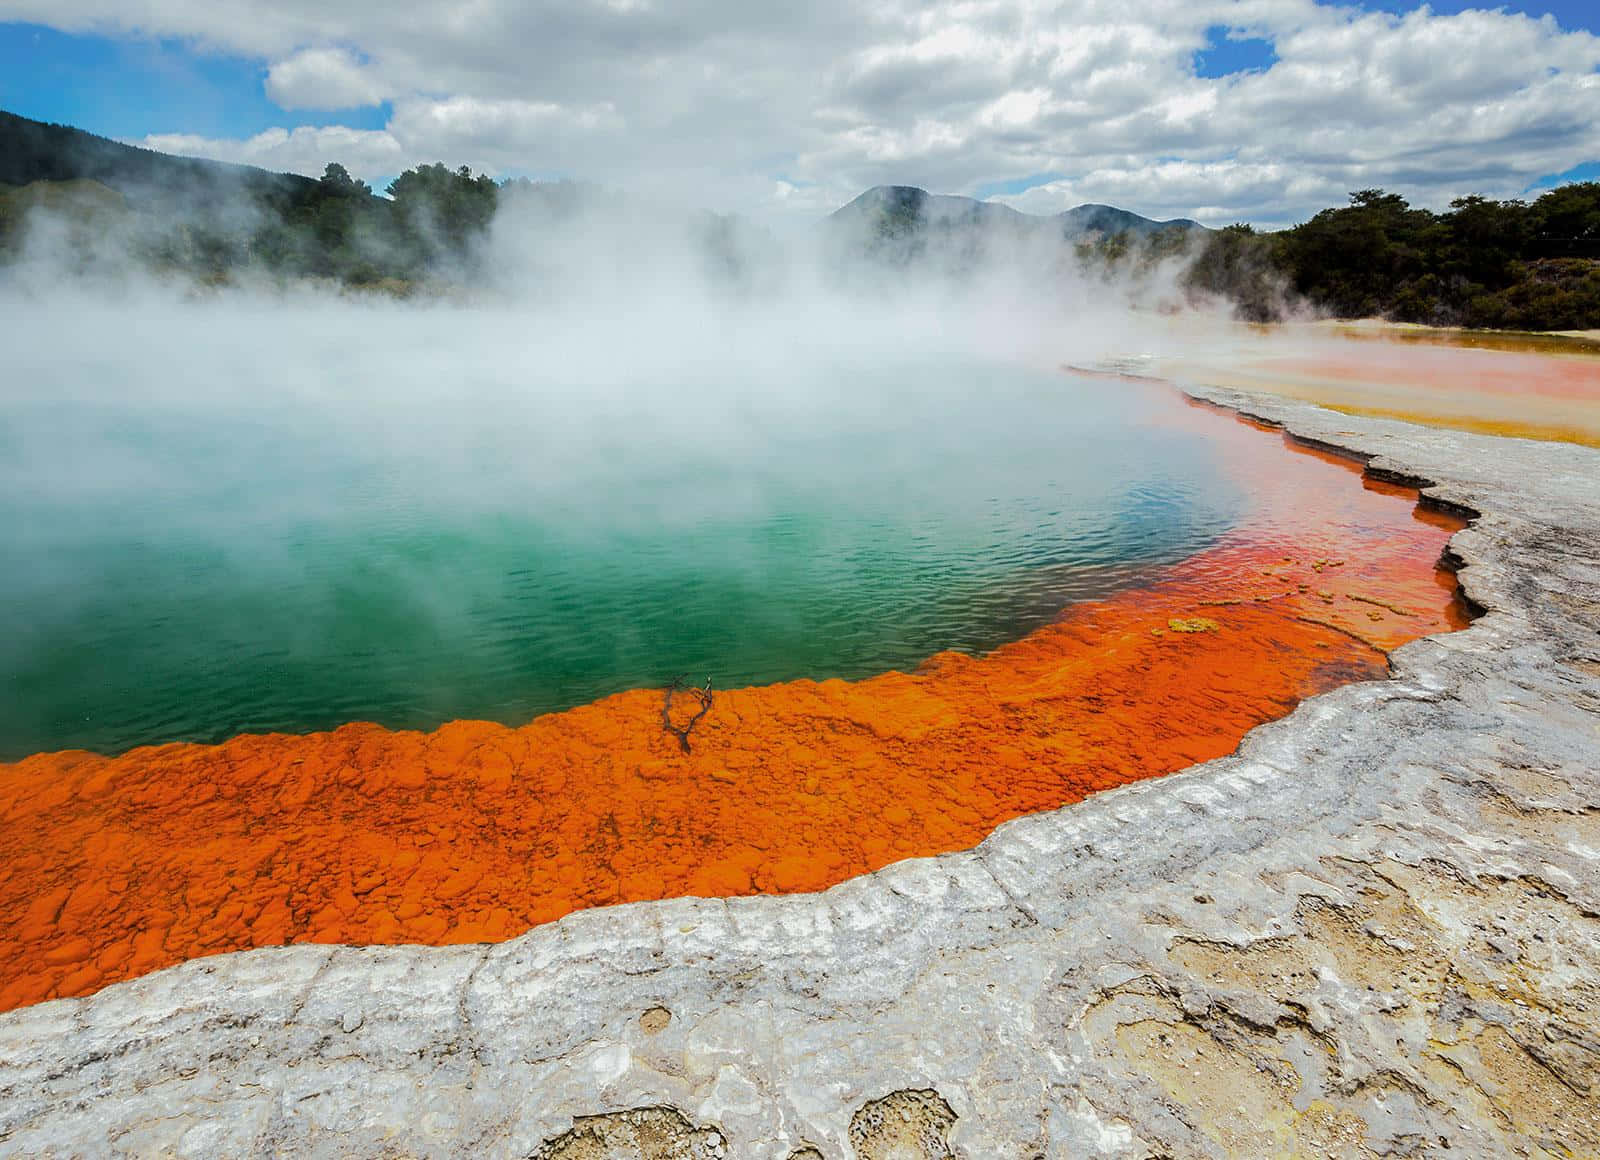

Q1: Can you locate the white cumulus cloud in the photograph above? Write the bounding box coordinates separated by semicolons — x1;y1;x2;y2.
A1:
3;0;1594;223
264;47;388;110
141;124;407;179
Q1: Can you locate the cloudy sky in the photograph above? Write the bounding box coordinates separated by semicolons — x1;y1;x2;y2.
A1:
1;0;1596;226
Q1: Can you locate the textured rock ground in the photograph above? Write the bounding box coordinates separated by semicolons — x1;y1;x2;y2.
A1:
2;385;1598;1158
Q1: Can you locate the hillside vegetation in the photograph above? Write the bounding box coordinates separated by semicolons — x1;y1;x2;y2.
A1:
0;110;498;288
1185;186;1600;329
4;108;1598;328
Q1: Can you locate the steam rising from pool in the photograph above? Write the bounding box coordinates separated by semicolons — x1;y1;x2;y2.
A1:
2;183;1273;758
0;282;1245;758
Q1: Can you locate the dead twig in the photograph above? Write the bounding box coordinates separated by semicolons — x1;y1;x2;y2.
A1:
662;676;714;754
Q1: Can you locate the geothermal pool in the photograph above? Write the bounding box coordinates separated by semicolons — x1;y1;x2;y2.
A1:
3;360;1238;760
0;320;1470;1013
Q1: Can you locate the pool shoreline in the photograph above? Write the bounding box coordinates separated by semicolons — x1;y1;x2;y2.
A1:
0;393;1466;1013
3;387;1598;1156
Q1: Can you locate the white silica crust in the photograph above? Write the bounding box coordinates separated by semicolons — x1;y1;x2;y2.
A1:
2;384;1598;1158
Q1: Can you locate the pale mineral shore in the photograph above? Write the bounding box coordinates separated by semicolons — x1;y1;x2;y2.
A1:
3;385;1599;1160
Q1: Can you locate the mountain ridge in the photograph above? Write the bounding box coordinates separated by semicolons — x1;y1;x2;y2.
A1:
830;183;1208;238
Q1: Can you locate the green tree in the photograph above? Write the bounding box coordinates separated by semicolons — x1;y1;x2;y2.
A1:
1444;194;1527;287
1182;223;1288;321
1529;182;1600;245
318;162;372;199
386;162;500;267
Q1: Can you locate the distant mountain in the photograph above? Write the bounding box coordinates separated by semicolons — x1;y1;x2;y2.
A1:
1057;202;1207;238
819;184;1208;282
830;184;1207;241
830;185;1030;233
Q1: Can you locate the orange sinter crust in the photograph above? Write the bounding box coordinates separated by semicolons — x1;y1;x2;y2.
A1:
0;399;1469;1012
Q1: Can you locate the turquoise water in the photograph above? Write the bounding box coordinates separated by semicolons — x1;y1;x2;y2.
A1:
0;354;1242;759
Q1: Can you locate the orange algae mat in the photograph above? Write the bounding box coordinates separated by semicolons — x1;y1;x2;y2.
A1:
0;399;1469;1012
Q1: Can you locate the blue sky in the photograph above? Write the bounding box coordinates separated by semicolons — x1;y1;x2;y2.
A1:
0;25;389;140
1354;0;1594;21
1;0;1596;224
1192;1;1599;76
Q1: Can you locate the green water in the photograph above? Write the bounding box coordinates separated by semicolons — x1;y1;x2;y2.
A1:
1;351;1242;759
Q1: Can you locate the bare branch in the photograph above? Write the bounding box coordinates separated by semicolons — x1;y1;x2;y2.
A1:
661;676;714;754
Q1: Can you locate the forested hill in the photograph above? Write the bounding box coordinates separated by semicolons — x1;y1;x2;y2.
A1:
831;178;1600;330
0;108;499;286
0;109;315;210
1185;185;1600;329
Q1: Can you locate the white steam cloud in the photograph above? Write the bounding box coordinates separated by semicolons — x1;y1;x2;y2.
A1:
0;184;1260;756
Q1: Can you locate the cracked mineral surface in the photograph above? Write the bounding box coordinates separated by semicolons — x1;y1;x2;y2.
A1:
1;385;1598;1158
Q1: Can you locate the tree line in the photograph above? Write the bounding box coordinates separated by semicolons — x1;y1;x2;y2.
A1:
1183;183;1600;329
244;162;500;285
